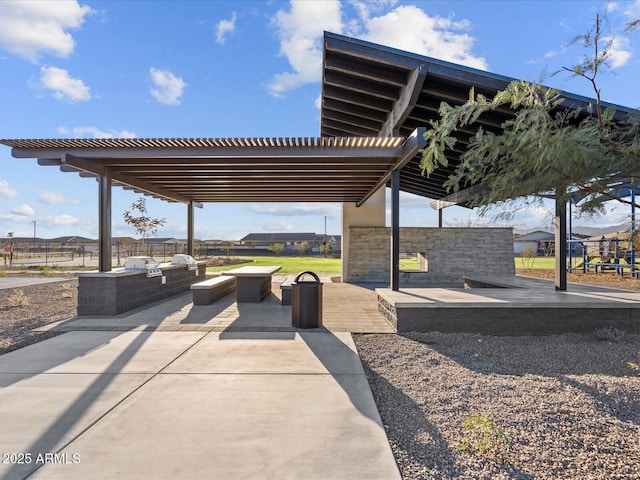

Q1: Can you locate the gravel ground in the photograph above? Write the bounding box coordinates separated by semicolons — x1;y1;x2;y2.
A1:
354;332;640;480
0;278;77;355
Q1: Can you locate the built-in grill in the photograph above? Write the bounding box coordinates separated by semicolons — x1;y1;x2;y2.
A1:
124;256;162;278
171;254;198;271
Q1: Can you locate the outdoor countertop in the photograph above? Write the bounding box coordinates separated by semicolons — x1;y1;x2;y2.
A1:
222;266;282;277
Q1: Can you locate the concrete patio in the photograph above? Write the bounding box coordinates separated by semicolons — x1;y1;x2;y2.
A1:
0;276;399;479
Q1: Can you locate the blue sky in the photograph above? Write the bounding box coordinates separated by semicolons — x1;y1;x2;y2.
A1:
1;0;639;240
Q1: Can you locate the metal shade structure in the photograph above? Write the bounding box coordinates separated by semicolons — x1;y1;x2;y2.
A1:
320;32;636;203
0;130;426;273
1;134;424;205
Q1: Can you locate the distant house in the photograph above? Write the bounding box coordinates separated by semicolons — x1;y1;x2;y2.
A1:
239;232;341;255
513;230;555;256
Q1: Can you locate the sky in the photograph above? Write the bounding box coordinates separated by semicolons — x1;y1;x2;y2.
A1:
1;0;640;241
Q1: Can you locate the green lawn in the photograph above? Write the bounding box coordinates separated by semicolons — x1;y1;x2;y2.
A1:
207;256;342;274
205;255;571;275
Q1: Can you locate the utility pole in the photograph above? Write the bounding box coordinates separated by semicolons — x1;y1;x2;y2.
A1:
324;216;327;257
32;220;36;258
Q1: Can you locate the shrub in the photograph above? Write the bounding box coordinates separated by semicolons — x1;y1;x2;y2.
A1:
460;414;510;462
60;282;75;299
40;266;55;277
9;289;30;307
520;244;536;267
594;326;626;342
629;354;640;375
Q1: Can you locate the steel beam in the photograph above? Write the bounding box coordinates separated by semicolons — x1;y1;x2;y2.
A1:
391;170;400;291
555;190;567;291
187;201;194;256
98;172;112;272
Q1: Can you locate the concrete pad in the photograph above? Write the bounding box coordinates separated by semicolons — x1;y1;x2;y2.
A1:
32;372;398;480
165;331;364;375
0;373;153;480
0;330;400;479
0;276;73;290
0;331;206;376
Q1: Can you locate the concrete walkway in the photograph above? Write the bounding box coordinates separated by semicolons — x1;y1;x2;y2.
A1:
0;281;400;479
0;276;73;291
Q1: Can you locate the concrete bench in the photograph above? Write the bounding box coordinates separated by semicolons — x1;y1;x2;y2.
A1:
280;276;295;305
191;275;237;305
223;265;282;302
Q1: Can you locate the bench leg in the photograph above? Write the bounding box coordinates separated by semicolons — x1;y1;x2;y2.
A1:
236;277;271;302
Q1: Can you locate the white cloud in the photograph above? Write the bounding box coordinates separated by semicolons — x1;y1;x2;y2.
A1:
359;5;487;70
622;0;640;19
255;219;294;231
268;1;486;97
0;0;93;62
43;214;80;227
38;66;91;102
12;204;35;216
0;179;18;198
605;35;632;68
38;191;67;204
149;68;187;106
249;203;339;217
216;12;237;45
57;126;137;138
268;0;343;97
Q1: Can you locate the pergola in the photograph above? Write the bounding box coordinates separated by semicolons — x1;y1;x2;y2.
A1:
1;131;425;284
2;32;635;291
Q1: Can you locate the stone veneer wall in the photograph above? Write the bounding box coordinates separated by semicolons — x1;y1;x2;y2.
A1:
77;262;206;315
347;227;514;284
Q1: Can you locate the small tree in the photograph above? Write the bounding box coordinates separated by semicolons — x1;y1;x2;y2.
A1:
420;14;640;220
268;243;285;256
123;198;166;250
520;244;537;268
294;240;309;256
320;242;333;257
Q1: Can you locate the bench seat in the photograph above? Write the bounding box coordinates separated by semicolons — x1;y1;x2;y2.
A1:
280;276;295;305
191;275;237;305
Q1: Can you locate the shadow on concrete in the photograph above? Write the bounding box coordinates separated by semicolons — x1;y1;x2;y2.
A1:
1;329;153;479
299;330;384;425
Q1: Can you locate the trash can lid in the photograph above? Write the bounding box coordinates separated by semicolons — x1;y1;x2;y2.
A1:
293;271;322;284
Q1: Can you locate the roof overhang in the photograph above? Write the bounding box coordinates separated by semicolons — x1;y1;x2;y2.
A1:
320;32;638;205
1;130;425;205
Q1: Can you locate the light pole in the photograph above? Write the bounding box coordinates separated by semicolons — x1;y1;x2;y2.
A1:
324;216;327;257
32;221;36;258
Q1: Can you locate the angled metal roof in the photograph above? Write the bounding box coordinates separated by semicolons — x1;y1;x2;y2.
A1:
1;133;424;204
320;32;637;202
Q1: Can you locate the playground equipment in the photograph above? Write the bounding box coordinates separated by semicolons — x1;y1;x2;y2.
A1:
568;237;638;278
567;180;639;278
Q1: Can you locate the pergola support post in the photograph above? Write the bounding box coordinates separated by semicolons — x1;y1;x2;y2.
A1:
187;201;194;256
391;170;400;291
555;189;567;291
98;172;112;272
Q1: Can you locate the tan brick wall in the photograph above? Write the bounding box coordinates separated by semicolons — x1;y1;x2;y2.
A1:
347;227;514;284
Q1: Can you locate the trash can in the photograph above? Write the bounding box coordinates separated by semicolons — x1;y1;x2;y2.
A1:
291;271;323;329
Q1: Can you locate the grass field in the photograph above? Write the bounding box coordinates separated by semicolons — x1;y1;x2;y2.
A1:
205;255;581;275
206;256;342;274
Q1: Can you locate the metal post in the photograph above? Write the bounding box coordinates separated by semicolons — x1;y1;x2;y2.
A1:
554;190;567;291
632;188;636;277
568;200;572;271
187;201;194;256
391;170;400;291
32;220;36;259
99;173;112;272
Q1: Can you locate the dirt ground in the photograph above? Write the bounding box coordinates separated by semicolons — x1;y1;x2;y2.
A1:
517;268;640;291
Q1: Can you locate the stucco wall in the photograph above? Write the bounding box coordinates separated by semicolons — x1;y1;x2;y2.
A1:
347;227;514;284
